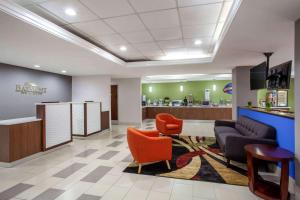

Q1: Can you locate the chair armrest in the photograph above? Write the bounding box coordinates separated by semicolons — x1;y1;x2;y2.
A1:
139;130;160;137
215;120;236;128
225;136;277;159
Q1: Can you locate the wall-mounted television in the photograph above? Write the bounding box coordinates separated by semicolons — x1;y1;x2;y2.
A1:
250;62;267;90
267;61;292;89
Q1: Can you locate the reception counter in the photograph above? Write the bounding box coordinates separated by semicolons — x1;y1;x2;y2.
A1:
36;103;72;151
143;106;232;120
0;117;42;163
72;102;102;136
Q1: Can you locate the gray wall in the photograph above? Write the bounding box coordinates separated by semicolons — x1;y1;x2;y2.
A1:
232;66;257;120
0;63;72;120
295;19;300;199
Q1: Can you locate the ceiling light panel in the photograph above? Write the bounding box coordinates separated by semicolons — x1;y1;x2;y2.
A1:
80;0;134;18
128;0;176;12
104;15;146;33
39;0;98;23
140;9;180;29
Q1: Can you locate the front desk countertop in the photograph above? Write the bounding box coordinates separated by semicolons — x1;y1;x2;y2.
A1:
0;117;41;125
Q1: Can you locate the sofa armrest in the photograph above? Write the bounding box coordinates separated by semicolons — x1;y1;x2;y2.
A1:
225;136;277;160
215;120;236;128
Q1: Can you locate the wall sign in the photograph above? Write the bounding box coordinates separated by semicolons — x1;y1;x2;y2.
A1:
223;83;232;94
16;82;47;95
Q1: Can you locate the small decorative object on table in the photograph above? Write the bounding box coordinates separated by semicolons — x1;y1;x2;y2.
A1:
266;102;272;111
247;101;252;108
245;144;294;200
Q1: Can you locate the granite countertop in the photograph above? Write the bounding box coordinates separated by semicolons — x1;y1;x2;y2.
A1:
241;107;294;119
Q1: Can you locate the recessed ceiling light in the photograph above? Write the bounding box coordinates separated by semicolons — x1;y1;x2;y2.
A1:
34;65;40;68
61;70;67;73
120;46;127;51
65;8;76;16
194;40;203;45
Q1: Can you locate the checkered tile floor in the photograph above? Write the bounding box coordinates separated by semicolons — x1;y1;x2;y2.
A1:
0;120;262;200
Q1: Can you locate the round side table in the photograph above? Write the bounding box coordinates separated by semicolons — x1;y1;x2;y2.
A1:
244;144;294;200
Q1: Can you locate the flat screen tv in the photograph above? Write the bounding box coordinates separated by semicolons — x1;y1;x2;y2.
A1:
267;61;292;89
250;62;267;90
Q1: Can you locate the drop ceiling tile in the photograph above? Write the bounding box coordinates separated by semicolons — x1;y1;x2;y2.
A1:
80;0;134;18
39;0;98;23
133;42;160;51
177;0;224;7
182;24;216;38
163;48;187;55
104;15;146;33
158;39;185;49
95;34;128;46
128;0;176;12
179;3;222;26
121;31;153;43
14;0;48;6
71;20;115;37
140;9;180;29
107;45;145;60
150;27;182;41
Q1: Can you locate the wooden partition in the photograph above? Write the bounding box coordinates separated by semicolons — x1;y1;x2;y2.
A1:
0;118;42;162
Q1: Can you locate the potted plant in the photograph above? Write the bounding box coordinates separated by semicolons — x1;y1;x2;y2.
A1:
247;101;252;108
265;102;272;112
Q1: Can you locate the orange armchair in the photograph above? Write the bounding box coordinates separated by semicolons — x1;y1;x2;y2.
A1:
156;113;183;135
127;127;172;173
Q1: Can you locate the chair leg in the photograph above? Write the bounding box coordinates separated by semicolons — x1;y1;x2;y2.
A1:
166;160;171;170
138;164;142;174
226;158;230;168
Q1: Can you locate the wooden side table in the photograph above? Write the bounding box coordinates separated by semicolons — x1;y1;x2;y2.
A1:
245;144;294;200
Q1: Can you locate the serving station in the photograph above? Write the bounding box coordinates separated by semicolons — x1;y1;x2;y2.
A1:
143;106;232;120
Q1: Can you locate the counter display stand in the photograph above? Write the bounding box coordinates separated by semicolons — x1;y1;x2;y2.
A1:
36;103;72;151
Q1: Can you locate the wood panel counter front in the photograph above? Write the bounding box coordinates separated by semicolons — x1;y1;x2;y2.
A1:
144;106;232;120
0;117;42;163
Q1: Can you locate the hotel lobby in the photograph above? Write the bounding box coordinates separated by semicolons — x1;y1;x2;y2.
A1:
0;0;300;200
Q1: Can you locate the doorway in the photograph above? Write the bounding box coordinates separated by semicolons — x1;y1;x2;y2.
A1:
111;85;118;120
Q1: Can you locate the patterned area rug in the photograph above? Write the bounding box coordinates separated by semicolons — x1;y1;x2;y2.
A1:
123;136;249;186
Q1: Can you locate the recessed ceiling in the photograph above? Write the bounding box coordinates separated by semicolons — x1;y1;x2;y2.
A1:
13;0;239;62
142;73;232;83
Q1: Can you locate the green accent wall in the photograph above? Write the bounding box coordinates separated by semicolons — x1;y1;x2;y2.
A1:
257;78;295;111
142;80;232;103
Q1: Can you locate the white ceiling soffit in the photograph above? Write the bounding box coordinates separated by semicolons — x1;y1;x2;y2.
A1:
142;73;232;83
2;0;242;67
0;0;125;65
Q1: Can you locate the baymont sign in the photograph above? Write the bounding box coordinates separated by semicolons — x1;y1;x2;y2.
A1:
16;82;47;95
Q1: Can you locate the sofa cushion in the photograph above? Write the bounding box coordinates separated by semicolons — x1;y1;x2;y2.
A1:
166;124;179;130
214;126;240;135
216;132;240;151
235;116;276;139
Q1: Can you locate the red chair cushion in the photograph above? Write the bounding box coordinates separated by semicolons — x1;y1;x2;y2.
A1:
166;124;180;130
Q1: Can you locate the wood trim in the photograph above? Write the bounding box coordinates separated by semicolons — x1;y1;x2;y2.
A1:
70;103;73;142
36;105;46;151
101;111;110;130
0;126;10;162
